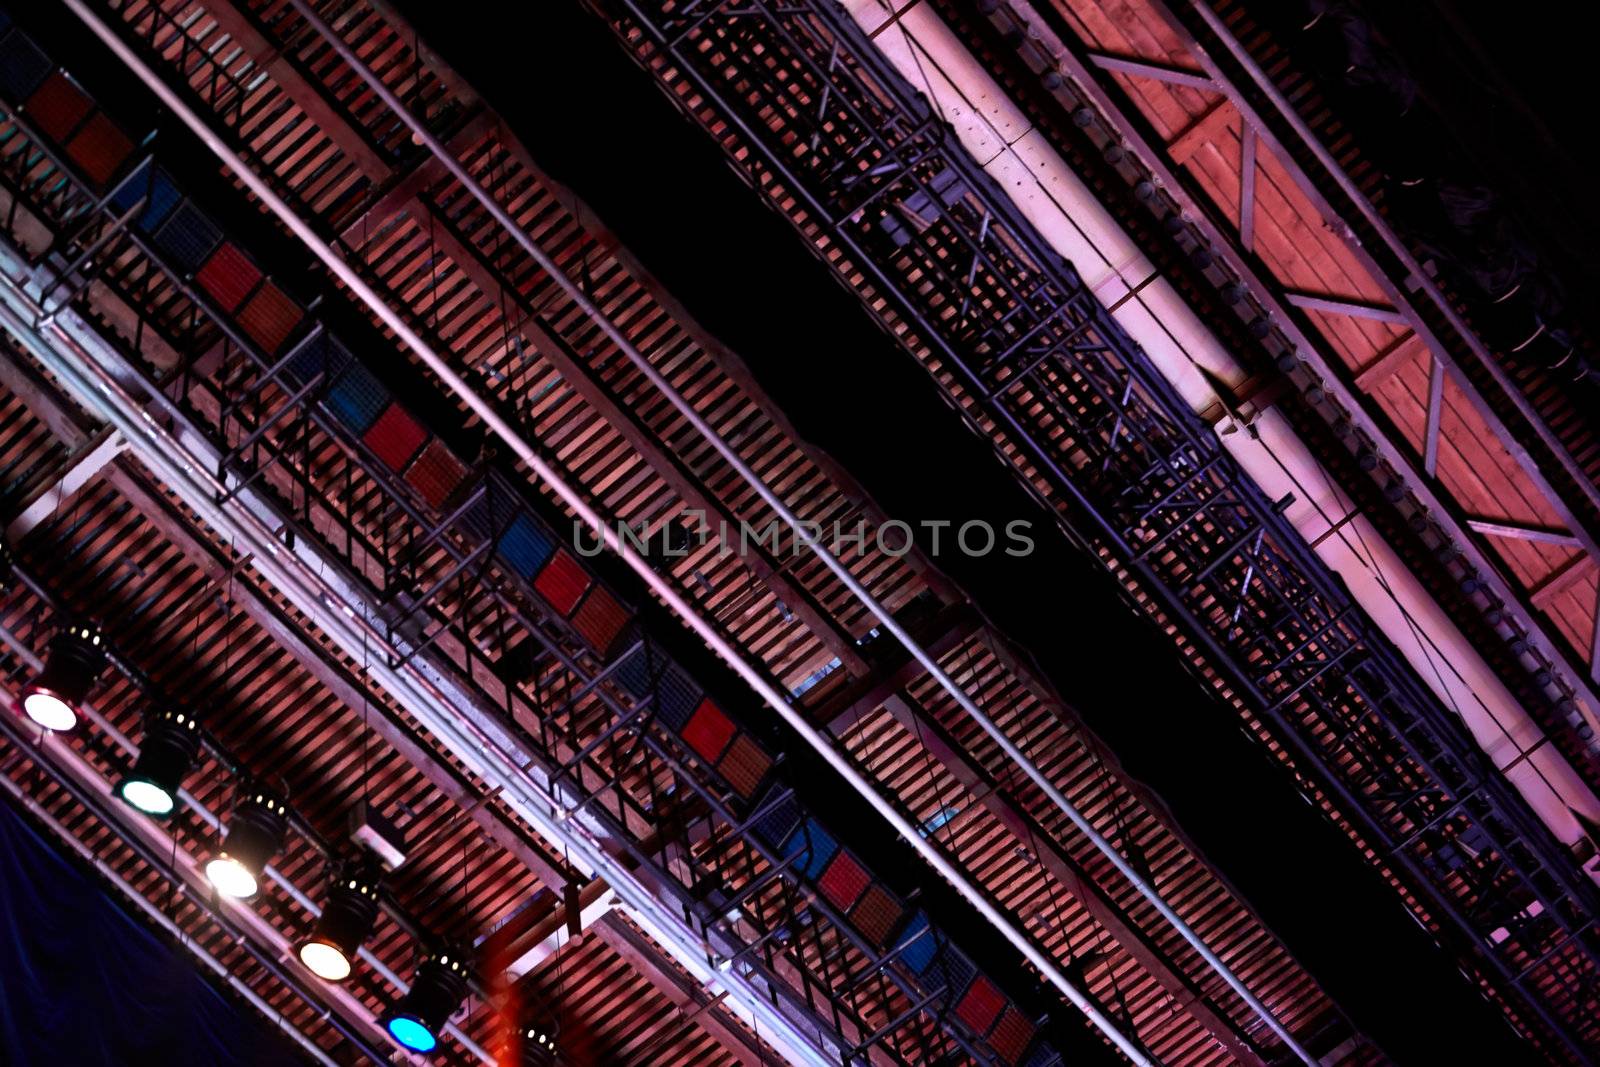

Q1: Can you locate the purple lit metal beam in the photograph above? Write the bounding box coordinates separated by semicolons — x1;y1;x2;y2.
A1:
1467;519;1583;551
1088;50;1217;92
1284;290;1409;325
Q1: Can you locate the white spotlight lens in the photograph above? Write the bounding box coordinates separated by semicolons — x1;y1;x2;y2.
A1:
204;856;259;899
118;779;176;816
298;940;353;981
22;690;78;732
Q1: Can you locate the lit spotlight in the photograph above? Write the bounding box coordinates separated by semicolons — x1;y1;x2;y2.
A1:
296;860;381;982
116;706;201;818
20;623;106;732
383;948;469;1053
205;788;288;899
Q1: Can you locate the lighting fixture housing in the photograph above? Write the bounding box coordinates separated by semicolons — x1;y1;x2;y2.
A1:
383;948;470;1053
296;859;382;982
204;788;289;899
523;1020;560;1066
116;705;202;818
20;623;106;732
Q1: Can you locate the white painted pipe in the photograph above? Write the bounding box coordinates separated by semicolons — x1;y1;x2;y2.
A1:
62;1;1152;1060
845;1;1600;855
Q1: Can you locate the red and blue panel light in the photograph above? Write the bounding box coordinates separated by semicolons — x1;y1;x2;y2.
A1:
324;362;389;434
894;912;938;976
153;201;222;275
24;71;89;141
0;29;51;101
782;819;838;880
817;850;871;911
496;512;556;580
195;242;261;313
64;112;132;187
236;282;303;355
987;1007;1036;1065
716;733;772;799
533;549;590;616
570;585;630;654
848;884;903;947
954;976;1005;1037
402;438;468;510
362;402;428;473
682;698;736;763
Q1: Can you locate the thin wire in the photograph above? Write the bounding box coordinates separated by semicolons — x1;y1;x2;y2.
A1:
361;625;370;806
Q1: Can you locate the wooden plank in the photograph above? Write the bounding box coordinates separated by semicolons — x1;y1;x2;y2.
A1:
1166;98;1233;164
1354;331;1422;389
593;914;767;1067
1531;555;1594;609
1285;290;1408;325
339;110;497;243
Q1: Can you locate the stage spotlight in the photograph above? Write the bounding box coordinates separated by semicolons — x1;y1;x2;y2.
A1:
523;1021;560;1065
20;623;106;732
116;706;201;818
383;948;469;1053
296;860;382;982
205;788;288;899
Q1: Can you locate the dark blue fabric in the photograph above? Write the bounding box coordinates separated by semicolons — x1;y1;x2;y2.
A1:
0;795;308;1065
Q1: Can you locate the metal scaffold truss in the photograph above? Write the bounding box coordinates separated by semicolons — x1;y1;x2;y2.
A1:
0;7;1093;1063
590;0;1600;1059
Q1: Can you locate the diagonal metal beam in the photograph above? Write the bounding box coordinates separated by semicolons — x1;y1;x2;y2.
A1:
1423;353;1445;477
992;0;1600;760
1284;290;1409;325
1087;50;1217;92
1238;123;1256;253
1467;518;1583;550
1155;0;1600;682
4;430;125;541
